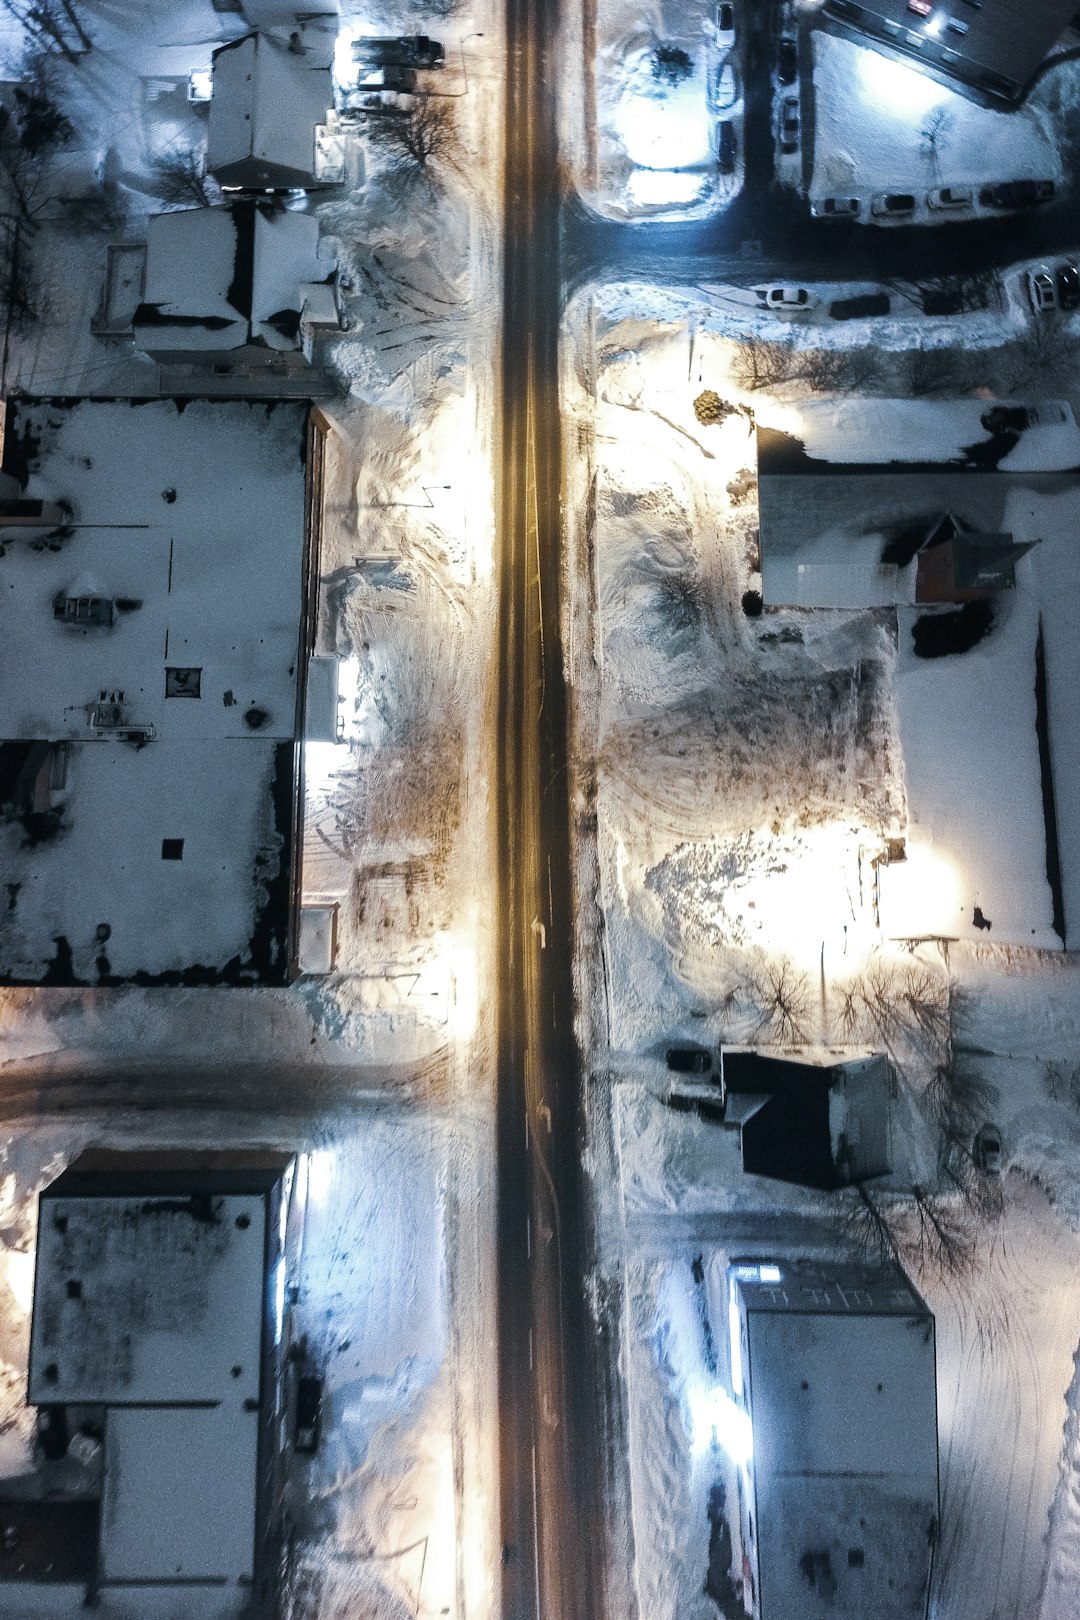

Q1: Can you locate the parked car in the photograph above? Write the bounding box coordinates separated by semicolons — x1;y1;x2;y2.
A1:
294;1374;324;1454
1056;263;1080;310
758;284;814;311
718;119;737;174
777;37;798;85
666;1046;712;1074
927;185;973;210
980;178;1055;209
811;195;860;219
828;291;891;320
972;1122;1002;1176
715;0;736;47
1027;267;1057;314
778;95;799;154
713;58;739;109
352;33;445;68
871;191;916;218
355;64;417;91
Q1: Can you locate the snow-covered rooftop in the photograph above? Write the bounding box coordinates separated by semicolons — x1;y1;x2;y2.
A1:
0;399;312;984
28;1151;290;1594
209;33;332;190
733;1261;938;1620
135;202;328;357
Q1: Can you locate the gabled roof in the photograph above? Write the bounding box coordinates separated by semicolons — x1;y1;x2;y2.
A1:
134;200;325;354
208;32;332;189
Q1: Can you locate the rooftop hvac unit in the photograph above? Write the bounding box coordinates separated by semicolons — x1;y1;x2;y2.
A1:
54;592;115;628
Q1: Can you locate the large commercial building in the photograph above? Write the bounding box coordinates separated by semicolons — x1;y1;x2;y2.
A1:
823;0;1076;107
724;1260;939;1620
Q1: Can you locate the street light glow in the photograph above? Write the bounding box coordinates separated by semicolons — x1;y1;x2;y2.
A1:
688;1381;754;1466
857;45;950;116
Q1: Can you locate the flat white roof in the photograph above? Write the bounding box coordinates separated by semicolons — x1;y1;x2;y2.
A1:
29;1189;266;1404
745;1308;938;1620
0;398;309;984
101;1405;259;1584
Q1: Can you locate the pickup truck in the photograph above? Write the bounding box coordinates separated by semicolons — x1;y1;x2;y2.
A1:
351;34;445;69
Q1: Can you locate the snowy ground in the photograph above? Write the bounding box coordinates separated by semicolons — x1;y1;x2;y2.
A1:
561;281;1080;1619
0;0;504;1611
804;24;1080;227
565;0;739;221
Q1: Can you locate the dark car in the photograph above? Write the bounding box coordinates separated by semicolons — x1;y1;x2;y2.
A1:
1057;263;1080;310
973;1122;1002;1175
718;119;737;174
666;1046;712;1074
352;33;445;69
979;178;1055;209
295;1375;324;1454
829;291;891;320
355;64;418;92
777;37;798;85
871;191;916;217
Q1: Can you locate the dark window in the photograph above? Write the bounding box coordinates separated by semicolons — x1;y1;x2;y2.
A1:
161;839;184;861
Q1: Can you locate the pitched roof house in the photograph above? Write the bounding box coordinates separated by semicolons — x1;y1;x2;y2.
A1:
208;32;333;191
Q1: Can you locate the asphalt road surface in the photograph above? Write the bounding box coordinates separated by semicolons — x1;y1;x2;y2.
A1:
496;0;605;1614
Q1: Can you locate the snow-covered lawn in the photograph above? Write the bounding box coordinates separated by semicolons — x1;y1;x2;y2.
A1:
566;0;739;221
809;30;1066;224
562;281;1080;1618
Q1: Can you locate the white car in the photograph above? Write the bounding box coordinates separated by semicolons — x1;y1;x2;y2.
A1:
1026;267;1057;314
811;195;859;219
927;185;973;210
713;58;739;109
758;284;815;312
715;1;735;47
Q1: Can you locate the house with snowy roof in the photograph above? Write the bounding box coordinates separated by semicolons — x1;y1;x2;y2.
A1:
129;199;339;375
722;1258;939;1620
208;32;333;191
720;1049;891;1190
0;396;332;986
755;399;1079;953
5;1150;293;1614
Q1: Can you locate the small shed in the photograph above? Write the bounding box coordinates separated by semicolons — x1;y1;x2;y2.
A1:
208;32;332;190
26;1151;294;1604
725;1258;939;1620
722;1049;891;1191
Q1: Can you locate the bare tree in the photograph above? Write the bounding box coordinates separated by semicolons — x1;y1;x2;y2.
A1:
149;143;221;209
842;1181;976;1278
730;334;797;393
741;958;812;1045
902;344;977;397
0;0;92;61
363;98;459;188
919;107;954;188
832;960;951;1059
790;345;886;395
999;321;1080;392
